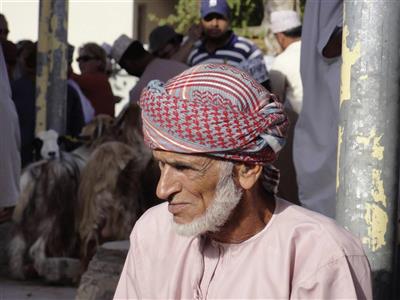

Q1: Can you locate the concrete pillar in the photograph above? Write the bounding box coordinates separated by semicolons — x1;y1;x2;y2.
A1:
336;1;400;298
36;0;68;134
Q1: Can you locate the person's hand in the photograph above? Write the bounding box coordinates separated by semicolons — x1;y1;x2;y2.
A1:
323;27;342;58
187;24;203;42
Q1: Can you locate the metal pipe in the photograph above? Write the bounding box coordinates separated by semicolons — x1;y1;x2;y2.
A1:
336;1;400;299
35;0;68;134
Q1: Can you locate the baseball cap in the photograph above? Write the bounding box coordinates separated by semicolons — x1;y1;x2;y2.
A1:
200;0;231;19
149;25;183;54
270;10;301;34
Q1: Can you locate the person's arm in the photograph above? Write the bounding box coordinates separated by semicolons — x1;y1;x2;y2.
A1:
171;24;202;64
322;26;342;58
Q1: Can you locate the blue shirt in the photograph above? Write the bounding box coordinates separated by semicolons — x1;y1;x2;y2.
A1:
187;32;269;84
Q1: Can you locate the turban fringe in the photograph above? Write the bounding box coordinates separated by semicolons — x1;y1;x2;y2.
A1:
140;64;289;194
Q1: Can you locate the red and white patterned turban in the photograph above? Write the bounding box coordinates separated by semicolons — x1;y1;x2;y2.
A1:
140;64;288;193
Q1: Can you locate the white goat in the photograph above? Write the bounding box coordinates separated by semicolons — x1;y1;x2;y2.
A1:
35;129;61;159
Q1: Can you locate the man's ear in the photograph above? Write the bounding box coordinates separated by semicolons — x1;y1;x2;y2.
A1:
234;163;263;190
275;32;285;49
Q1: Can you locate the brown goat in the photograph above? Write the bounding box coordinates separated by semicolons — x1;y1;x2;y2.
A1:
78;103;160;268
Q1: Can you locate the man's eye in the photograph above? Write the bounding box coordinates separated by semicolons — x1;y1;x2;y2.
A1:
173;164;195;171
174;165;188;171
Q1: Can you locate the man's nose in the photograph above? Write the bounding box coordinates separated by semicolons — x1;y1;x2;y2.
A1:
156;166;181;200
210;18;218;27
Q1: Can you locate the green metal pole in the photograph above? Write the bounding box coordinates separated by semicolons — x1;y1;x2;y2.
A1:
336;1;400;299
36;0;68;135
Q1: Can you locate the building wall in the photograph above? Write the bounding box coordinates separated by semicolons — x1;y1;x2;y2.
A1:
132;0;178;44
1;1;133;54
0;0;135;115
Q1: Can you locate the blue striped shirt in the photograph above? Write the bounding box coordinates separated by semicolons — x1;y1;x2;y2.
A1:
187;32;269;84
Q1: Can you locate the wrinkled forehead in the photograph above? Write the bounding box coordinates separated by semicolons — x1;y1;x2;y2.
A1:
153;149;218;169
164;64;270;112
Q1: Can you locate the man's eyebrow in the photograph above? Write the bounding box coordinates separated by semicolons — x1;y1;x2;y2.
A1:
169;161;196;169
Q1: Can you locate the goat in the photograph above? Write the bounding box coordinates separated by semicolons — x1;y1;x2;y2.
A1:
9;115;115;281
78;103;160;268
9;153;81;280
70;114;115;171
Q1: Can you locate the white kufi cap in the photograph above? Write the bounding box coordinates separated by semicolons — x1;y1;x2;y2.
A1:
270;10;301;34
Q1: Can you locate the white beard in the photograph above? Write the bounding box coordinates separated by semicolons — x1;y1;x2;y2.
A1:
172;162;243;237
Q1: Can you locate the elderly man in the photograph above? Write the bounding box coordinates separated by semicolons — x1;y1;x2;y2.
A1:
114;64;372;299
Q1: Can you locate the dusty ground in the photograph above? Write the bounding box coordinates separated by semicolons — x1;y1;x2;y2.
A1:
0;277;76;300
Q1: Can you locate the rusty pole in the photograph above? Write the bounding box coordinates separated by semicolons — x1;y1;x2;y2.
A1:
336;1;400;299
35;0;68;134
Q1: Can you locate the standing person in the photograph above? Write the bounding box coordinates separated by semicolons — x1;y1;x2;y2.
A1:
0;13;17;81
149;24;203;64
0;13;9;42
268;10;303;203
72;42;115;117
293;0;343;218
111;34;187;103
1;40;17;81
0;44;20;223
114;64;372;299
10;42;36;167
12;43;85;166
187;0;270;89
269;10;303;114
67;44;95;124
148;25;183;59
